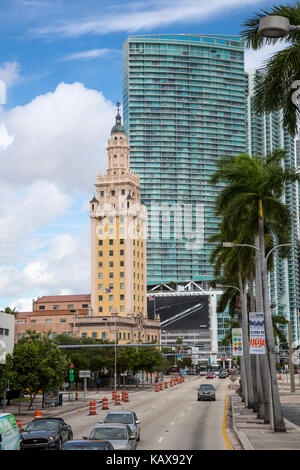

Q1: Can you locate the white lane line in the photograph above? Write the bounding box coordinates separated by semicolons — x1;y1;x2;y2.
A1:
170;422;175;426
180;412;184;417
158;436;164;443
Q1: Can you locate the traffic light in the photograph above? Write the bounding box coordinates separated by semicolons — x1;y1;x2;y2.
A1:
208;357;211;365
69;367;74;383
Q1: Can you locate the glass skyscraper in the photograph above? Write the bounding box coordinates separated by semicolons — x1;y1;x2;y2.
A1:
123;34;246;286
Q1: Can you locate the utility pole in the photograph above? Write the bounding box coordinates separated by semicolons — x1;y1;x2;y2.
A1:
288;322;295;393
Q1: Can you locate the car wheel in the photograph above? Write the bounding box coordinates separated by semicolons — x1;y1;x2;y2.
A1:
137;433;140;442
57;438;62;450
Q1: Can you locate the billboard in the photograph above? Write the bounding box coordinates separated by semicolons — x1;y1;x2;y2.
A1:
232;328;243;356
147;294;210;331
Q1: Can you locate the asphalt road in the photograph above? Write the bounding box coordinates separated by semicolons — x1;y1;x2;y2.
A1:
60;376;230;450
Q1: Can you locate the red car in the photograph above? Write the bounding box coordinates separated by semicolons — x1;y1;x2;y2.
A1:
206;373;215;379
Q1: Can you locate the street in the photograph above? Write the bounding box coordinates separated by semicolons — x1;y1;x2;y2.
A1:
60;376;230;450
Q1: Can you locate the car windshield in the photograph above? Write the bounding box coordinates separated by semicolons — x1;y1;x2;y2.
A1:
199;385;214;390
104;414;133;424
89;427;128;440
26;420;60;431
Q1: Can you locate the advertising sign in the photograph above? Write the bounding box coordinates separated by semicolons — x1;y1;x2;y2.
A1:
249;312;266;354
232;328;243;356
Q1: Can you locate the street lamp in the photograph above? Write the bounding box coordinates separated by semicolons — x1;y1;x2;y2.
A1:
259;15;300;38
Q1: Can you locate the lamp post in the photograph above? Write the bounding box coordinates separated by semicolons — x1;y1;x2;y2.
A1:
112;310;118;391
259;15;300;38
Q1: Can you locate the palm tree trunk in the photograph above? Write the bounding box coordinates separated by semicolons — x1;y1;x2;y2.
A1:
249;261;259;412
238;266;255;409
258;213;286;432
237;295;247;403
255;235;270;423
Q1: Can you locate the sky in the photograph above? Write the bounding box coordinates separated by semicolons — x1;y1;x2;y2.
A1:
0;0;290;311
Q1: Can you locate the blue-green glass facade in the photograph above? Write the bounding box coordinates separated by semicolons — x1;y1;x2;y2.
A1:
123;34;246;286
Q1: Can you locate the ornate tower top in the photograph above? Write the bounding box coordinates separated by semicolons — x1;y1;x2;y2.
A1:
111;102;126;135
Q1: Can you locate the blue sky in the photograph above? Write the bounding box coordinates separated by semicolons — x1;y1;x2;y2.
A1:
0;0;288;311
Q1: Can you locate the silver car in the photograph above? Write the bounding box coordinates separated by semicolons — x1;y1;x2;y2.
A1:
102;411;141;441
84;423;137;450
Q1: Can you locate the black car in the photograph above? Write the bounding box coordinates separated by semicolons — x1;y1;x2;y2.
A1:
20;418;73;450
61;440;114;450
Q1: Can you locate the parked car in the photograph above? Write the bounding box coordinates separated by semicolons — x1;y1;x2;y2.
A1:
61;440;114;450
198;384;216;401
219;371;228;379
0;413;20;450
206;372;215;379
84;423;137;450
20;418;73;450
101;411;141;441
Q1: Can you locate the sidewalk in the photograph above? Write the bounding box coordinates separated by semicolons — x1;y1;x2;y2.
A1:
229;383;300;450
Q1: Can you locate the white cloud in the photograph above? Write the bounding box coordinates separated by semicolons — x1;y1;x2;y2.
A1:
244;41;289;71
0;61;20;89
1;82;115;191
0;229;90;300
0;81;116;305
33;0;270;37
61;48;119;61
9;298;33;312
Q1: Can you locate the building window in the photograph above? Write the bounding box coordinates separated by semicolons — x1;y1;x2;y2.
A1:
109;261;114;267
60;318;66;323
17;321;23;324
109;295;113;301
109;250;113;256
99;251;103;257
99;262;103;268
53;305;59;310
120;306;125;312
109;283;114;289
109;273;114;279
45;319;52;323
31;320;36;324
120;250;124;256
111;190;115;196
99;284;103;290
99;296;103;301
99;240;103;246
120;283;124;289
99;307;103;313
120;295;124;301
82;304;89;308
128;333;130;339
92;332;98;339
123;333;126;339
100;191;104;197
120;272;124;278
120;261;124;267
120;239;124;245
68;304;74;309
102;332;107;339
82;333;87;338
38;305;45;310
122;189;125;195
99;273;103;279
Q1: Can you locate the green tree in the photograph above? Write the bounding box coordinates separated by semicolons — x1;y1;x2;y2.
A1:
8;330;69;409
241;2;300;136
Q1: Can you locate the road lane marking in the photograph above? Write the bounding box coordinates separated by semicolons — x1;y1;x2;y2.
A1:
170;422;175;426
158;436;164;443
222;385;232;450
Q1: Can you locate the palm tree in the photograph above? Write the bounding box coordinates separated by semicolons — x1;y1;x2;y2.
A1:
240;1;300;136
3;307;19;316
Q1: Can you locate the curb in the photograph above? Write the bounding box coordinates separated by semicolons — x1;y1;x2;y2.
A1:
230;393;254;451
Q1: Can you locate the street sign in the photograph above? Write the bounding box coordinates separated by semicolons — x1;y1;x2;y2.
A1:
292;350;300;366
69;368;74;382
79;370;91;378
